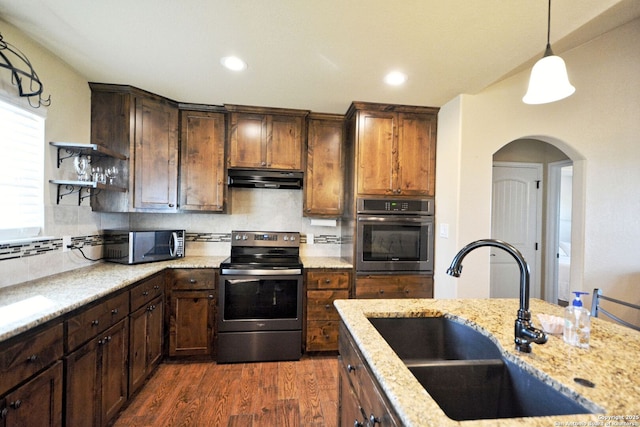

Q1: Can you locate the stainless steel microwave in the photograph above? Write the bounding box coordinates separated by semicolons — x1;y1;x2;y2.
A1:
103;229;185;264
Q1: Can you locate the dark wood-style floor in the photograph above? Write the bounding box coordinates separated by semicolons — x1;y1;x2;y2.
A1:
113;355;339;427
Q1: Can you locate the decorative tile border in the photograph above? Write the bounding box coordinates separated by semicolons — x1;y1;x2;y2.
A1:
0;233;341;262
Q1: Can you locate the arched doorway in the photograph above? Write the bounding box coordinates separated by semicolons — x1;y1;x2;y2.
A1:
491;138;573;303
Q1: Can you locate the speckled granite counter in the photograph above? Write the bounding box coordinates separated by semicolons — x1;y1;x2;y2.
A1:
0;256;351;343
335;298;640;427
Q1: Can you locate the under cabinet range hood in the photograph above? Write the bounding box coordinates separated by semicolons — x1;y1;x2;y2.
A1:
227;169;303;189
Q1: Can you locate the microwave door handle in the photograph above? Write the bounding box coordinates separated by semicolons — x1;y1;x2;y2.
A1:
169;232;178;257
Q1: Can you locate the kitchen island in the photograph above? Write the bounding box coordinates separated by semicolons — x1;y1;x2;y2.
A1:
334;298;640;426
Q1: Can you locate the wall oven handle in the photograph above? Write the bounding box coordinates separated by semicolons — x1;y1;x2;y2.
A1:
357;215;430;223
221;268;302;276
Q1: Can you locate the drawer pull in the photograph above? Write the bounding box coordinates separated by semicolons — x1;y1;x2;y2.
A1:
354;421;364;427
189;279;197;284
148;305;156;311
153;285;160;290
347;364;356;373
142;291;149;296
325;304;331;309
26;354;38;363
324;279;331;284
379;289;384;294
10;400;21;409
208;294;215;299
111;308;119;315
91;319;99;326
369;414;381;425
1;407;7;419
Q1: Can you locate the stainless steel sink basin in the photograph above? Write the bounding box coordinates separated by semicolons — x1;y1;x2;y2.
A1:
369;316;594;421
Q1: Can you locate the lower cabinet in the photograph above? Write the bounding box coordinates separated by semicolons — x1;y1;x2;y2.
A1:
129;295;163;395
355;274;433;299
305;269;350;352
65;319;129;427
339;322;399;427
1;361;63;427
167;269;217;358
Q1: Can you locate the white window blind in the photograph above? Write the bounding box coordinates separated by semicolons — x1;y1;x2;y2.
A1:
0;98;45;241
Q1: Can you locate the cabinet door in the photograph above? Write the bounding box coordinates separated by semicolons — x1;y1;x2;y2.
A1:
100;319;128;426
147;296;164;369
305;116;344;217
397;113;437;196
357;112;395;196
134;96;179;210
267;115;304;170
339;365;365;427
4;362;62;427
65;339;99;426
169;290;215;357
179;110;227;211
228;113;266;168
129;297;163;395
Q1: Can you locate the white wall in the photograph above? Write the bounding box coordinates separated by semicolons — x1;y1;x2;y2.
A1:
435;18;640;323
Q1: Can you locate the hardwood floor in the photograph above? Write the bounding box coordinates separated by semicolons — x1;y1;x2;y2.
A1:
113;355;339;427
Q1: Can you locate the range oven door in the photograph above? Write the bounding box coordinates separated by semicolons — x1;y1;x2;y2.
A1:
217;274;303;332
356;215;434;273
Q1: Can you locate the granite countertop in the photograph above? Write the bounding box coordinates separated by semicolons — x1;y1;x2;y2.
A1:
334;298;640;427
0;255;351;343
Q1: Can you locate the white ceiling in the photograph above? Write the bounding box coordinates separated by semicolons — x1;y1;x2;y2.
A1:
1;0;639;113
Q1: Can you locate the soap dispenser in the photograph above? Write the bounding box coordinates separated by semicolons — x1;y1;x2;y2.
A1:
563;291;590;349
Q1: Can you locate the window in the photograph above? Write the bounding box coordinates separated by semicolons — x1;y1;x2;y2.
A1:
0;97;45;241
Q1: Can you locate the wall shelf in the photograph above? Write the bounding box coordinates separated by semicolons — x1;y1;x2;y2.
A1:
50;141;127;167
49;180;127;205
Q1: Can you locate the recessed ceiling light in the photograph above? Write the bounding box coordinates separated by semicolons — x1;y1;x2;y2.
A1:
384;71;407;86
220;56;247;71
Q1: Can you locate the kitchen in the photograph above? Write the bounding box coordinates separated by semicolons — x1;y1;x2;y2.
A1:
1;1;639;426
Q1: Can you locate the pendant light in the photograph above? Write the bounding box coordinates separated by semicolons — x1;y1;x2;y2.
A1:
523;0;575;104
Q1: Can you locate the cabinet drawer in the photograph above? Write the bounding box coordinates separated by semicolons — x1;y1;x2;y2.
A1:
306;320;340;351
306;290;348;320
169;269;216;290
67;292;129;351
355;275;433;299
130;273;165;311
306;271;350;290
0;322;63;396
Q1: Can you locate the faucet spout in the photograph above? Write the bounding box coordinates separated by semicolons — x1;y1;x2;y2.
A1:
447;239;548;353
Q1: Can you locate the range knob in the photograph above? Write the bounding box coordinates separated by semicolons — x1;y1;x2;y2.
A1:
290;235;296;241
242;234;248;240
283;235;289;241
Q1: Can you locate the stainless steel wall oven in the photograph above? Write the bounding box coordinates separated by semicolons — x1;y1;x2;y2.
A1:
217;231;303;363
356;198;434;273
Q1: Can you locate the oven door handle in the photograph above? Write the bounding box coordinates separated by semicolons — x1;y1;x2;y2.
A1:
357;215;430;223
222;268;302;276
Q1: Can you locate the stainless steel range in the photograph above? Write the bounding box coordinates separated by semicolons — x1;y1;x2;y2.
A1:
217;231;303;363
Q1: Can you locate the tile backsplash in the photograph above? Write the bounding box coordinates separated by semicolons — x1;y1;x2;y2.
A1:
0;188;342;289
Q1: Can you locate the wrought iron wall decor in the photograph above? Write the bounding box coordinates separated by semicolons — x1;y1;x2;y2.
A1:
0;33;51;108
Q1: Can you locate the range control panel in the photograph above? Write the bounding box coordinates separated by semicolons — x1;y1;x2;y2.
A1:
357;197;434;215
230;231;300;247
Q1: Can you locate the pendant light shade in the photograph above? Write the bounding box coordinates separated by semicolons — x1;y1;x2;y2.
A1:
522;0;575;104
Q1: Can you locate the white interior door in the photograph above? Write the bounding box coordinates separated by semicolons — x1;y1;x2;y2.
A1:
491;162;542;299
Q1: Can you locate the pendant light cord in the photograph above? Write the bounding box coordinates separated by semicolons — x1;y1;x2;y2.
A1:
544;0;554;56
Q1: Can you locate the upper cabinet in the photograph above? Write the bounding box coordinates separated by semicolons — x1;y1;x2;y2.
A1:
304;113;345;217
178;107;227;212
226;105;309;171
89;83;179;212
346;102;438;197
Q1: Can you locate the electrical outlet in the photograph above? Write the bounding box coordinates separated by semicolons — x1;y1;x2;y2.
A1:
62;236;72;252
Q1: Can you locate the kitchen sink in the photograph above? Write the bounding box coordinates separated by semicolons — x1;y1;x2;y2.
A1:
368;316;594;421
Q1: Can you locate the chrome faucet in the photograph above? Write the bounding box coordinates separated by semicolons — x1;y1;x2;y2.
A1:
446;239;548;353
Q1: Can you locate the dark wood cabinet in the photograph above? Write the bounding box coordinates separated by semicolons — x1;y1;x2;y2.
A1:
65;319;128;427
346;102;438;197
128;274;164;395
167;269;216;358
304;113;345;217
305;269;350;352
89;83;179;212
226;105;308;171
339;322;399;426
355;274;433;299
2;362;62;427
0;322;63;427
179;108;227;212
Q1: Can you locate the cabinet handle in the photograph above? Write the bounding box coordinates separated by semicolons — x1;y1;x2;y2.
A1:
324;278;331;284
347;364;356;373
208;294;215;299
111;308;119;315
353;420;364;427
142;291;149;296
369;414;381;425
153;285;160;290
324;304;331;310
379;289;384;294
0;407;7;419
9;400;21;409
168;203;175;207
91;319;99;327
26;354;38;363
148;305;156;311
261;161;266;166
189;279;197;284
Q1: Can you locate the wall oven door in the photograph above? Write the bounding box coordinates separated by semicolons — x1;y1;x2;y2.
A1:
356;215;434;273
